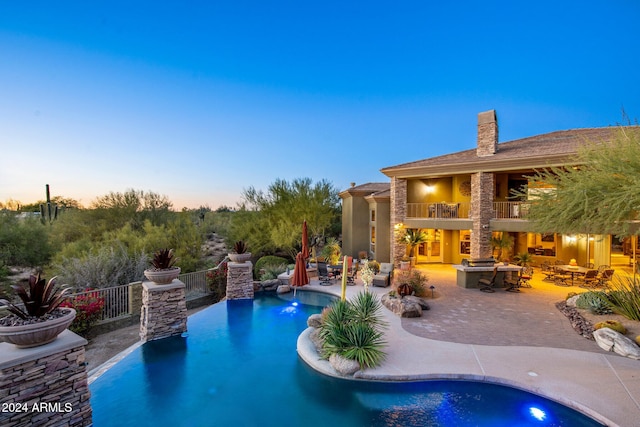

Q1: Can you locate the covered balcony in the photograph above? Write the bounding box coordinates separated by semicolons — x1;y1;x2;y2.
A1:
406;201;529;220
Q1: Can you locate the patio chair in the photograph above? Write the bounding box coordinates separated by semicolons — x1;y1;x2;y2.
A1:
579;269;599;288
519;266;534;288
346;256;357;285
478;266;498;293
541;262;555;281
372;263;393;287
504;271;522;292
598;269;615;288
553;266;571;286
317;262;334;286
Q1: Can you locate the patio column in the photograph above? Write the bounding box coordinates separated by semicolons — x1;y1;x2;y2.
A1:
226;261;254;300
390;177;407;269
470;172;494;260
0;332;92;426
140;279;188;342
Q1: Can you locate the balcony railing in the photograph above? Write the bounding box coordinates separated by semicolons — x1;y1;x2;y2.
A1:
406;202;470;219
406;201;529;220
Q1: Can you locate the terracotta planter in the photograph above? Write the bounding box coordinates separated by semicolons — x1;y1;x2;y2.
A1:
0;308;76;348
144;267;181;284
228;253;251;263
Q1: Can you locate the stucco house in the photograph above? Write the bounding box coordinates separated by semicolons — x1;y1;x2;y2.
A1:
341;110;639;271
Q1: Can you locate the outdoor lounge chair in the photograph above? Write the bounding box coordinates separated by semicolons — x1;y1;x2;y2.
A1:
478;266;498;293
598;269;615;288
317;262;333;286
372;263;393;287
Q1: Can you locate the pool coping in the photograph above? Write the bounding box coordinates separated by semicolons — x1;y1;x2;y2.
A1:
295;284;639;427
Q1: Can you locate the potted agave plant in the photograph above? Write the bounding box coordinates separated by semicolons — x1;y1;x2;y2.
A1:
228;240;251;263
0;273;75;348
144;248;181;284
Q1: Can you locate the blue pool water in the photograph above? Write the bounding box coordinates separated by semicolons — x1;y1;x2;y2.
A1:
90;291;603;426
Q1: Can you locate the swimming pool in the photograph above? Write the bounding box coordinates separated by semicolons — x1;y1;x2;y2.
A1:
89;291;603;426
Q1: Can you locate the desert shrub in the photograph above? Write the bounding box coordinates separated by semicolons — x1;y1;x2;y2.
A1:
206;261;227;302
260;264;287;281
405;270;429;297
55;243;148;290
605;276;640;321
318;291;387;369
254;255;289;278
593;320;627;334
576;291;613;315
367;260;380;274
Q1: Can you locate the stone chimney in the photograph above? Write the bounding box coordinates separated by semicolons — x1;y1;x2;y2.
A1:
477;110;498;157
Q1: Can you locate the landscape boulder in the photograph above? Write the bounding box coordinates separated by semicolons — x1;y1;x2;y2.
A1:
307;313;323;328
329;353;360;376
381;293;423;318
593;328;640;360
276;284;291;294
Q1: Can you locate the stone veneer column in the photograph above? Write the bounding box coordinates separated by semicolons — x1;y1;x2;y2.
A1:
0;331;92;426
470;172;495;260
140;279;188;342
226;262;254;300
390;177;407;268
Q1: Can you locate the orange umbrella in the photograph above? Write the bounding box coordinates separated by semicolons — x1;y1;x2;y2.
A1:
291;252;309;287
301;220;310;260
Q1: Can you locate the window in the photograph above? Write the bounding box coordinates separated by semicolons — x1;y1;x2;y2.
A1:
371;209;376;222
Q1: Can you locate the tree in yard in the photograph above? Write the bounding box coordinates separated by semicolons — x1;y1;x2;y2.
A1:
236;178;341;259
518;125;640;237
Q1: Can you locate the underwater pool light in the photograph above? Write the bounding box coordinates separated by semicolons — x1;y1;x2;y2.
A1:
529;406;546;421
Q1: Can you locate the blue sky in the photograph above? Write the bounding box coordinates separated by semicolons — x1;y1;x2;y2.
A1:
1;1;639;209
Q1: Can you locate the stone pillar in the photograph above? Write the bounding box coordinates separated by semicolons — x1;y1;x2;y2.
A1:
128;281;143;316
0;331;92;426
390;177;407;268
140;280;188;342
226;262;254;300
470;172;495;260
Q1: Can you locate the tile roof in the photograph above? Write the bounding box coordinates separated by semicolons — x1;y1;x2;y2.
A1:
339;182;390;198
381;126;639;178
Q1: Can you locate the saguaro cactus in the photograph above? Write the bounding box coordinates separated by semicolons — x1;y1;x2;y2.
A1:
40;184;58;225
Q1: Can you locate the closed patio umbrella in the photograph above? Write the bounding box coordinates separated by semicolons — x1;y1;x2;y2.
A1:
301;220;310;260
291;252;309;287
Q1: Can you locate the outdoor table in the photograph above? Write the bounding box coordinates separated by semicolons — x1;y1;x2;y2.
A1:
557;265;589;286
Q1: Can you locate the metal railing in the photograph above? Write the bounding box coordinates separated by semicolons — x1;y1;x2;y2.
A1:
406;201;529;220
406;202;470;219
64;267;220;324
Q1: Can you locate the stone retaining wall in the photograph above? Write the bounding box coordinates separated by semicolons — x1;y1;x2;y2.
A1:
140;280;188;342
0;331;92;426
226;262;254;300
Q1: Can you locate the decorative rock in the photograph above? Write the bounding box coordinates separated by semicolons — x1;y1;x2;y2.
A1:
261;279;280;291
309;328;324;352
307;313;323;328
276;285;291;294
593;328;640;360
566;295;580;307
329;353;360;376
381;293;423;318
404;295;430;310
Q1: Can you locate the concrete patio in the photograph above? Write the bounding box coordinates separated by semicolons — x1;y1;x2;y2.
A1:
297;263;640;427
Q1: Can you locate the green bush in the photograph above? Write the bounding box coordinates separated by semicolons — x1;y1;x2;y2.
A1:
260;264;287;281
318;291;387;369
576;291;613;315
254;255;289;278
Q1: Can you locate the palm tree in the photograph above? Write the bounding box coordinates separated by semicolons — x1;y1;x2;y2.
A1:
491;232;514;262
402;229;428;260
